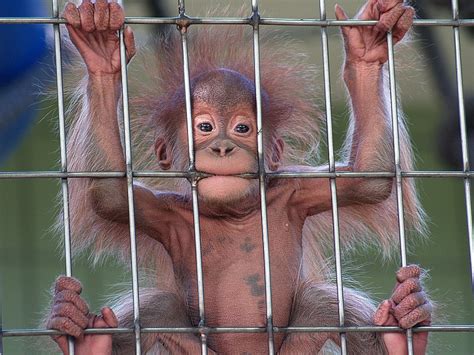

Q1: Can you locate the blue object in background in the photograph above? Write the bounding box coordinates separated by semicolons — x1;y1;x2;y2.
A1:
0;1;50;164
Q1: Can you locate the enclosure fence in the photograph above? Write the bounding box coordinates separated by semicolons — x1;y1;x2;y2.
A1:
0;0;473;355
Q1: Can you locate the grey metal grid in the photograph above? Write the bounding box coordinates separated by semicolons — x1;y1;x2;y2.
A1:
387;27;413;355
0;1;473;355
251;0;275;352
51;0;75;353
318;0;347;353
451;0;474;292
119;24;142;355
178;1;208;352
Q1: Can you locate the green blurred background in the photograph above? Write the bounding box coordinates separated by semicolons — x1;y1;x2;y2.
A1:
1;0;473;354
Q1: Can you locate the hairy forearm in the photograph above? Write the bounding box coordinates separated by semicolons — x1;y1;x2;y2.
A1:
66;73;130;221
344;63;394;172
86;74;132;219
324;63;395;206
86;74;125;171
69;74;173;238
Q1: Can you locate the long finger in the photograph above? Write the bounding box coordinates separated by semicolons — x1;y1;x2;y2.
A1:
377;0;403;13
78;0;95;33
101;307;119;328
357;0;379;21
391;277;422;304
399;303;432;329
63;3;81;28
124;26;136;61
54;276;82;295
52;302;89;329
55;289;89;315
375;3;405;33
393;7;415;44
393;292;427;320
109;1;125;31
370;4;406;48
94;0;110;31
396;265;421;283
48;316;83;338
373;300;394;326
335;4;350;39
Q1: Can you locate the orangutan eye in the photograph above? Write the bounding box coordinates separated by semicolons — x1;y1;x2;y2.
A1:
198;122;213;132
235;124;250;134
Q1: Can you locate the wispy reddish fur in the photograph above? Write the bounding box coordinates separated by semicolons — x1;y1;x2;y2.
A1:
61;24;424;286
131;25;322;171
303;68;425;279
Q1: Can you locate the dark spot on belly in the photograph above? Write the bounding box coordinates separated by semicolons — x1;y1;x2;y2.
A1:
202;244;214;257
244;273;265;297
202;235;234;257
240;237;256;253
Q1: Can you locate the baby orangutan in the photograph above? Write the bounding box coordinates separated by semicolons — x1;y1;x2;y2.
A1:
47;0;431;354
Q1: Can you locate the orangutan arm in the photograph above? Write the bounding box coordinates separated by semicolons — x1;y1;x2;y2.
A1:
287;64;393;216
62;2;178;247
84;76;182;247
288;0;414;217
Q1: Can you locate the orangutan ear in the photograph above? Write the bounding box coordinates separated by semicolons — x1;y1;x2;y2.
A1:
155;137;171;170
269;138;284;171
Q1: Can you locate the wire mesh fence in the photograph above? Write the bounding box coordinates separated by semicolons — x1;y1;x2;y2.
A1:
0;1;473;355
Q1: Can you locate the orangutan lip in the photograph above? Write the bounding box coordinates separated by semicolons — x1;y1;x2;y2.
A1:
197;168;252;176
198;169;257;177
200;172;245;177
197;172;258;181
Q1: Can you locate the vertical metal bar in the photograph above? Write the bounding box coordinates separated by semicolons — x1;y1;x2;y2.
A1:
119;28;142;354
386;32;413;355
318;1;346;353
178;1;208;353
451;0;474;291
116;7;144;354
52;1;74;354
251;1;275;353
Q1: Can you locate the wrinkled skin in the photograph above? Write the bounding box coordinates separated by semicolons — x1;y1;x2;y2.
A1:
47;0;431;354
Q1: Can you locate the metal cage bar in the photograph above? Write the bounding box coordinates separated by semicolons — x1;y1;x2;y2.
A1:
1;170;473;180
251;0;275;353
1;17;474;26
3;324;474;338
119;26;142;354
52;0;74;354
387;31;414;354
1;1;474;354
177;1;208;353
318;0;347;353
451;0;474;290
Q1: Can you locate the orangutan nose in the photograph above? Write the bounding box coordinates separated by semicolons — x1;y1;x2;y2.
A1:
210;140;237;157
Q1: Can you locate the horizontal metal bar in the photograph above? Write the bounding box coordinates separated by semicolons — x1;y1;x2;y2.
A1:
402;171;474;178
2;329;134;337
128;16;249;25
277;325;474;333
259;18;474;27
0;171;126;179
134;171;202;178
4;325;474;337
268;171;474;178
0;17;67;24
0;171;195;179
0;17;473;27
0;170;472;180
143;327;266;334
